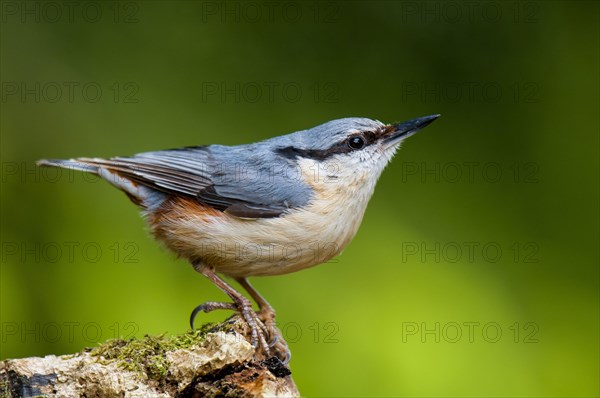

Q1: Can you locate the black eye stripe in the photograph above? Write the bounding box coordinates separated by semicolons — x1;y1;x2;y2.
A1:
362;131;377;145
276;129;381;161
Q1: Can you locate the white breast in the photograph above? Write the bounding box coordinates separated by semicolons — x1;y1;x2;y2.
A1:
153;153;393;278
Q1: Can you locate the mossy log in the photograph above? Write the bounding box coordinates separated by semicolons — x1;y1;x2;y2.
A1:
0;316;299;397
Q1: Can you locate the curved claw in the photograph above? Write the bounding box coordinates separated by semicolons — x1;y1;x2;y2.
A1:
189;304;205;330
264;328;290;363
189;301;237;330
268;333;279;348
282;350;291;365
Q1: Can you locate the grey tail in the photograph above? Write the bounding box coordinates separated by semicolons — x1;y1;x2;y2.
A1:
37;159;100;174
36;158;166;210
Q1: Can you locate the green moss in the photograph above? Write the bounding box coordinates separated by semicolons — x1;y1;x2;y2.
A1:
90;322;233;381
0;378;9;398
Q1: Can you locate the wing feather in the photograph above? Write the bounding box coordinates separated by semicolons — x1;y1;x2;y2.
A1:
66;145;311;219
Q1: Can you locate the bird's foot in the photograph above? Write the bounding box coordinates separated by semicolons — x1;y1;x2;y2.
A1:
190;299;272;359
265;324;291;364
255;308;291;364
190;301;290;363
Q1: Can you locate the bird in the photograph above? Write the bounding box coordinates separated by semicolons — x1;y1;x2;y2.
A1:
38;114;440;362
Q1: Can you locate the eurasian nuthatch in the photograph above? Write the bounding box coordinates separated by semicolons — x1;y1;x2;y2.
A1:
38;114;440;362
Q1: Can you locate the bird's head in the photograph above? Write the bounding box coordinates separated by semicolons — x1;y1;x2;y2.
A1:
274;114;440;189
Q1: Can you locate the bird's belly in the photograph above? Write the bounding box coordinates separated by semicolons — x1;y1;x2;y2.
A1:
148;195;367;277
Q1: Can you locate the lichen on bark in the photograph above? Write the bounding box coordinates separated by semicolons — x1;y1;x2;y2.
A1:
0;316;299;398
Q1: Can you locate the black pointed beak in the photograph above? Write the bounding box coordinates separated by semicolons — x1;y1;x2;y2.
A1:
384;114;441;145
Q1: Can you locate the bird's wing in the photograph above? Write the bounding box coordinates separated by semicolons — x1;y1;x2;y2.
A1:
71;146;312;218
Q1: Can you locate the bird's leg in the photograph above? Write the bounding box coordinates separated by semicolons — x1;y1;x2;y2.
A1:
190;262;270;357
237;277;291;363
236;278;276;324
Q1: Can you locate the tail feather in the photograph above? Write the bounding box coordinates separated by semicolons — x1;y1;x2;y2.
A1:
37;158;166;210
37;158;100;174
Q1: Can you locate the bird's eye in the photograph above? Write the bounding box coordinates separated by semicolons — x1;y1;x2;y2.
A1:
348;136;365;150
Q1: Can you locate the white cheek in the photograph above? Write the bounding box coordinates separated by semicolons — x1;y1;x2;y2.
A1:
296;143;399;207
334;144;400;183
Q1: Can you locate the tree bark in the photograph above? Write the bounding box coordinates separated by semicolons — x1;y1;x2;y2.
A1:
0;316;299;397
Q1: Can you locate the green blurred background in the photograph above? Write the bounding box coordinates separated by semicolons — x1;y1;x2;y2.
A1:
1;1;598;396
